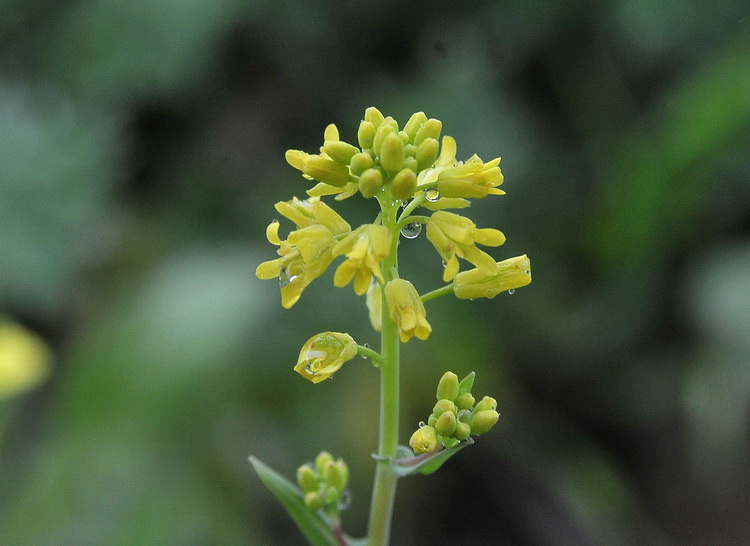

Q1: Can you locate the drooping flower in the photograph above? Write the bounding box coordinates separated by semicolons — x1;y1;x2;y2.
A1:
294;332;358;383
384;279;431;342
426;210;506;282
255;197;351;308
332;224;392;295
453;255;532;300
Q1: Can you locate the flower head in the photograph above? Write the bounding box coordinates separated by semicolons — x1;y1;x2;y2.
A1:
384;279;431;342
453;255;532;299
426;210;506;282
332;224;392;295
294;332;357;383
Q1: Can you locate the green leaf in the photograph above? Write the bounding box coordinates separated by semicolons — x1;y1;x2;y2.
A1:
249;456;338;546
458;372;475;395
387;438;474;477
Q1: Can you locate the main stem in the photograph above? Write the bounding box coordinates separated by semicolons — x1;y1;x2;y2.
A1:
367;197;401;545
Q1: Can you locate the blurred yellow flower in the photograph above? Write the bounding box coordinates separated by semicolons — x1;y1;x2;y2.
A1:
294;332;357;383
384;279;431;342
426;211;506;282
332;224;392;295
453;255;532;299
0;319;52;399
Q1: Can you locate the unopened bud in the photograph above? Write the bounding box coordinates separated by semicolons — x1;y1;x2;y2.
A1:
390;168;416;200
436;371;460;402
379;132;405;174
372;119;397;156
435;410;457;437
303;156;350;187
358;120;376;149
416;138;440;171
470;410;499;435
404;111;428;141
350;152;374;176
456;392;475;410
474;396;497;413
364;106;385;128
327;459;349;493
414;118;442;146
433;398;457;417
315;451;334;476
409;425;438;454
304;491;322;510
403;157;419;173
358;168;383;198
454;422;471;441
323;140;359;165
297;465;319;494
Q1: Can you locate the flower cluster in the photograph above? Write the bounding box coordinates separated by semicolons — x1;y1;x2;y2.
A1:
409;371;500;454
297;451;350;515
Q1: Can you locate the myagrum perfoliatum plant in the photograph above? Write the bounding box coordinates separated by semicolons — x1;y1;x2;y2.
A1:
250;107;531;545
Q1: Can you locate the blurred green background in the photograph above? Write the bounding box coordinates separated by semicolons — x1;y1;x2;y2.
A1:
2;1;749;544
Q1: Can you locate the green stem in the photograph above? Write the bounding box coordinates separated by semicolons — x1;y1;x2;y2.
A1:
421;282;455;304
367;197;401;546
356;344;384;366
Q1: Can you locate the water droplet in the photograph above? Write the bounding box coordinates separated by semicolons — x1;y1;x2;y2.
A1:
360;343;370;359
485;289;496;298
400;222;422;239
338;490;352;511
507;289;516;295
418;421;426;428
441;260;447;268
423;189;440;202
279;269;297;289
304;362;317;375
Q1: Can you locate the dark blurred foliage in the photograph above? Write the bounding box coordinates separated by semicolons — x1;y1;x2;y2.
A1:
2;1;749;544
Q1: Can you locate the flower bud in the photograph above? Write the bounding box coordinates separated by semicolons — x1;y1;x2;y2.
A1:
327;459;349;493
304;491;322;510
323;123;340;141
315;451;334;476
403;111;428;141
322;485;339;506
350;152;374;176
384;279;431;342
470;410;499;435
414;118;442;146
297;464;319;494
416;138;440;171
372;120;397;157
403;156;419;173
409;425;438;454
456;392;475;410
364;106;385;128
427;414;438;427
302;156;350;187
435;410;457;437
358;168;384;199
322;140;359;165
454;422;471;441
390;168;416;200
358;120;376;149
366;280;382;331
436;371;460;402
474;396;497;413
433;398;457;417
295;332;358;383
379;133;405;174
453;255;531;300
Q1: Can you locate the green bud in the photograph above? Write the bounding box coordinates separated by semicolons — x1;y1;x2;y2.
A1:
350;152;374;176
416;137;440;171
404;144;417;157
378;132;404;174
323;123;339;141
322;485;339;506
435;410;457;437
323;140;359;165
404;111;428;141
436;371;460;402
456;392;475;410
358;168;383;198
358;120;376;149
470;409;499;435
327;459;349;493
427;414;438;427
315;451;334;476
409;425;438;454
364;106;385;128
304;491;322;510
390;168;416;200
414;118;442;146
433;398;457;417
454;422;471;441
303;156;350;187
297;465;319;494
458;372;475;394
474;396;497;413
398;130;409;144
403;157;419;173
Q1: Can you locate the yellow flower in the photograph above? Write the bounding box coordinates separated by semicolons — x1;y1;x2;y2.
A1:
255;197;351;308
366;280;382;332
384;279;431;342
426;210;506;282
332;224;392;295
409;425;439;454
453;255;532;299
285;149;350;187
0;319;52;399
294;332;357;383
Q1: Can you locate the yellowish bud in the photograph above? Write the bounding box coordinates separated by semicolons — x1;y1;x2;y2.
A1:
358;120;376;149
304;491;322;510
322;140;359;165
295;333;357;384
403;111;428;141
474;396;497;413
436;371;460;402
0;320;52;399
416;137;440;171
403;157;419;173
358;168;384;198
435;411;457;437
379;132;405;174
315;451;334;475
364;106;385;128
327;459;349;492
409;425;439;454
454;422;471;441
384;279;432;342
414;118;442;146
297;465;319;494
433;398;457;417
323;123;339;141
350;152;374;176
470;410;499;435
454;255;531;300
456;392;475;410
390;168;417;200
302;156;350;187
